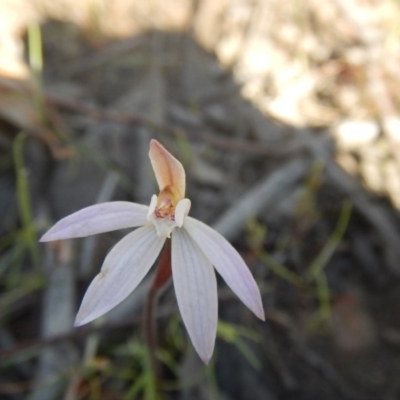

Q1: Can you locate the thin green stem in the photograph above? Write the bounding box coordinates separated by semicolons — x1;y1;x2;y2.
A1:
13;133;41;268
28;24;43;73
306;201;353;329
307;201;353;279
316;272;331;323
0;273;44;317
255;248;303;287
27;24;45;118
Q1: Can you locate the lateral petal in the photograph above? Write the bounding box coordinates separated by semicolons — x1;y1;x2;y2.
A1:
175;198;191;227
171;228;218;364
184;217;265;321
40;202;149;241
149;139;185;198
75;225;165;326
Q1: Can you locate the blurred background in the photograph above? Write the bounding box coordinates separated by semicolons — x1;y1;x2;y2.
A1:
1;0;400;399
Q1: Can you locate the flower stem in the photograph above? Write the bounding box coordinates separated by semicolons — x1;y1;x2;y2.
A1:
143;239;172;382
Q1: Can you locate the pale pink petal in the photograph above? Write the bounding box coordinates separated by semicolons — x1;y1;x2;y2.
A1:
149;140;185;198
75;225;165;326
171;228;218;364
184;217;265;321
40;202;149;242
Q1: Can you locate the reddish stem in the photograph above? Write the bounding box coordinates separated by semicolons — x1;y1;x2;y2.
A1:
143;239;172;380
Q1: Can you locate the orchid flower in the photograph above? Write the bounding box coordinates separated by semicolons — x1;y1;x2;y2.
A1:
40;140;264;363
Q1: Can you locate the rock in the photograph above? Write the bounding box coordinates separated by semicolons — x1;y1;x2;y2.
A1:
333;120;379;150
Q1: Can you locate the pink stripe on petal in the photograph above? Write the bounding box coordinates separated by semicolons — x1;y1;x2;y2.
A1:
171;228;218;364
149;140;185;198
40;202;149;242
184;217;265;321
75;225;165;326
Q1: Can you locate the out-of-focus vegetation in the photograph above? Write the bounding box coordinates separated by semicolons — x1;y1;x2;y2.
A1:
1;0;400;399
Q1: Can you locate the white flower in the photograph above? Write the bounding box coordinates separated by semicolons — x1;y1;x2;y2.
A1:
40;140;264;363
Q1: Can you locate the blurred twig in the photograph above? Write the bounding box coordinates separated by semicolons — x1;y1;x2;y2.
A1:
0;303;175;363
60;36;144;77
214;158;310;240
47;94;297;156
29;241;77;400
0;78;73;159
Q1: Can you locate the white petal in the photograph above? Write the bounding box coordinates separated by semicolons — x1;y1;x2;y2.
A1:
40;202;149;241
175;199;191;227
171;228;218;364
75;225;165;326
184;217;265;321
146;195;158;221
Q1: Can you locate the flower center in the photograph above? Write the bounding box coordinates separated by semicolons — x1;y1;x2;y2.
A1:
147;185;191;239
154;185;180;220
